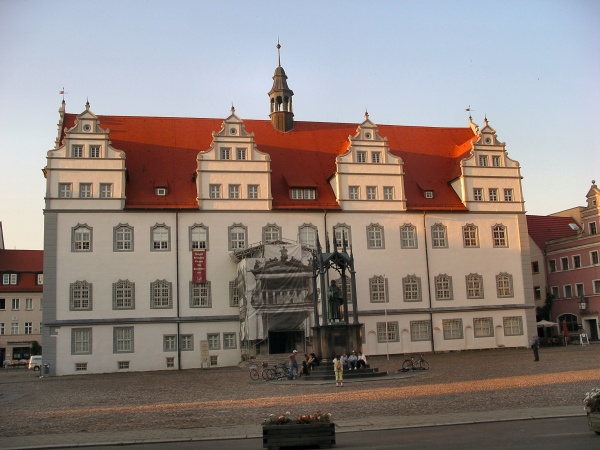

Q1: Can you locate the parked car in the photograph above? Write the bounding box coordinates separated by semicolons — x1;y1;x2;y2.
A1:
28;355;43;370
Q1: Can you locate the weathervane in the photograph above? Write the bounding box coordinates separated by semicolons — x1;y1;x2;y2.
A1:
277;38;281;67
59;87;68;101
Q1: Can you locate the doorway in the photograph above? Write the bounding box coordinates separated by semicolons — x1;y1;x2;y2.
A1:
268;331;303;354
584;318;599;341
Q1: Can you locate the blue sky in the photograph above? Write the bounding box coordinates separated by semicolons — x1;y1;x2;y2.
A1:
0;0;598;250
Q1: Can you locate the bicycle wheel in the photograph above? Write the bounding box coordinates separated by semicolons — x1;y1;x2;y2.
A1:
250;368;259;381
419;360;429;370
262;368;273;380
265;368;276;381
401;360;412;371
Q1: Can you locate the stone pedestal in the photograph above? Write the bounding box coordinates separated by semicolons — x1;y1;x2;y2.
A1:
312;323;362;359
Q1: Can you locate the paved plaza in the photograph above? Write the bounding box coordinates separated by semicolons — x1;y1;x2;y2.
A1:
0;345;598;449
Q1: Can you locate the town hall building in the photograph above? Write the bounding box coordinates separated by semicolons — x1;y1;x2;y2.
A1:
42;52;534;375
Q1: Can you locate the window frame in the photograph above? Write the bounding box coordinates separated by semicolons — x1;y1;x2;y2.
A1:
228;184;240;199
150;279;173;309
369;275;388;303
496;273;514;298
207;333;220;350
228;224;247;250
99;183;112;198
400;224;417;249
114;224;134;252
79;183;92;198
462;224;479;248
333;224;351;249
299;224;317;249
180;334;194;351
402;274;421;302
72;224;93;252
262;224;282;243
431;223;447;248
248;185;259;199
442;318;464;340
59;183;72;198
190;281;211;308
112;279;135;310
71;144;83;158
223;332;237;349
229;280;239;307
503;188;513;202
492;224;508;248
434;274;453;300
466;273;484;299
151;224;171;251
503;316;524;336
410;321;431;342
489;188;499;202
349;186;359;200
163;335;177;352
190;224;209;250
113;326;134;353
69;280;92;310
473;188;483;201
366;223;385;249
89;145;101;158
474;317;494;338
366;186;377;200
209;184;221;199
376;321;399;342
72;328;92;355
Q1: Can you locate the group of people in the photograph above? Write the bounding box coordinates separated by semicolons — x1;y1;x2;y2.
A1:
287;350;367;385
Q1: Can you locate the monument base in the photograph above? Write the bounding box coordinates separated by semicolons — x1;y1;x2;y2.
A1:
312;323;363;360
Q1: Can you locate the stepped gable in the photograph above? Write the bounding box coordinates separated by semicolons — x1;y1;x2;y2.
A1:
60;114;476;211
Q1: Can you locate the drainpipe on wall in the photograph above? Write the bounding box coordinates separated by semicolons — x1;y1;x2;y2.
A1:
423;211;436;354
176;212;181;369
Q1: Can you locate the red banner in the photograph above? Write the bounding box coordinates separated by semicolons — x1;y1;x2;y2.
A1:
192;249;206;283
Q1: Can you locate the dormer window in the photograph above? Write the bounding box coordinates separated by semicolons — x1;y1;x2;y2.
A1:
156;187;167;196
424;190;434;199
291;188;316;200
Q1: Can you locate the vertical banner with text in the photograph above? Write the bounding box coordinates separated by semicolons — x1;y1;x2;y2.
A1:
192;249;207;283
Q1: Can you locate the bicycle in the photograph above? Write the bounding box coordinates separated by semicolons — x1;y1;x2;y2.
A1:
270;362;291;380
400;354;429;372
249;361;273;381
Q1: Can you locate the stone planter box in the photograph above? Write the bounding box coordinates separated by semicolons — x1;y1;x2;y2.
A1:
588;412;600;435
262;422;336;449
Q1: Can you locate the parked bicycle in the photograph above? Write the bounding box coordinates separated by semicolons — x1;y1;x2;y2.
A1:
400;354;429;372
249;361;272;381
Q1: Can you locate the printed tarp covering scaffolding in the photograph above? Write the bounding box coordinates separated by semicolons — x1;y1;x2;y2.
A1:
238;243;314;354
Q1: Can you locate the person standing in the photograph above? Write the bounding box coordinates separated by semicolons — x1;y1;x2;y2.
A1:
333;354;344;387
288;350;299;379
531;334;540;361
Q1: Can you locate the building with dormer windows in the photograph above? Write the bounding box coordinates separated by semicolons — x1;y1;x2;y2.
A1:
42;53;535;375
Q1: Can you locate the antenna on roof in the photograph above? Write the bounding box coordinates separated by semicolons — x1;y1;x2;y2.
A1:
59;87;68;102
465;105;474;119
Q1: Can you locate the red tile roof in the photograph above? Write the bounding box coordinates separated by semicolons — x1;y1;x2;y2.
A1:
61;114;477;211
526;215;579;251
0;249;43;293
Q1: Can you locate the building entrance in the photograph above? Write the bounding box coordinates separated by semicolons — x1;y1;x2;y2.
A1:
268;331;303;354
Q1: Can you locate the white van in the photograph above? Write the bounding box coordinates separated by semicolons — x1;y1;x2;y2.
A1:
28;355;43;370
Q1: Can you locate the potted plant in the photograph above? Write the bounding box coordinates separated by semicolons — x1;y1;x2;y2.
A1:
583;388;600;434
262;410;335;449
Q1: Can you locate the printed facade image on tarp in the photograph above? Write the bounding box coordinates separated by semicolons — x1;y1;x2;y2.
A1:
238;243;314;344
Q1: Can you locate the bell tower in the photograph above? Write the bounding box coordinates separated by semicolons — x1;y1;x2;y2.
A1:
268;41;294;132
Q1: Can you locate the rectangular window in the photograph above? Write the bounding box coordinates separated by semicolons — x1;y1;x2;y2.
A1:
70;281;92;310
75;363;88;372
575;283;584;297
0;299;5;310
209;184;221;199
591;251;599;265
594;279;600;294
357;151;366;163
371;152;381;163
191;282;211;308
180;335;194;351
100;183;112;198
400;225;417;249
220;148;230;160
573;255;581;269
442;319;463;339
166;357;175;368
549;260;556;273
551;286;560;299
564;285;572;298
503;316;523;336
503;188;513;202
435;275;453;300
403;276;421;302
113;327;134;353
59;183;72;198
0;323;4;335
431;224;447;248
210;355;218;366
410;321;431;341
90;146;101;158
229;281;239;307
164;335;177;351
228;185;240;199
590;222;597;235
190;226;208;249
478;155;488;166
11;323;18;334
72;145;83;157
463;225;478;247
236;148;246;160
376;322;399;342
229;226;246;250
72;328;92;354
466;275;484;299
151;280;172;308
473;188;483;201
424;190;434;199
115;226;133;251
489;188;498;202
207;333;220;350
383;186;393;200
24;322;32;334
532;261;539;274
349;186;359;200
152;226;170;251
12;298;20;310
474;318;494;337
492;225;507;247
291;188;316;200
367;225;384;249
79;183;92;198
534;286;541;300
223;332;237;349
369;277;388;303
118;361;130;370
248;185;259;199
496;274;513;298
492;156;501;167
113;280;134;309
25;298;33;310
561;257;569;271
366;186;377;200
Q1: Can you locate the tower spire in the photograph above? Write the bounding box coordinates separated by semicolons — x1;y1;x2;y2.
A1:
268;40;294;132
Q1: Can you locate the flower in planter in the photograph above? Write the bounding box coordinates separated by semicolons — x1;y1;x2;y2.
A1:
583;388;600;414
262;410;332;425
